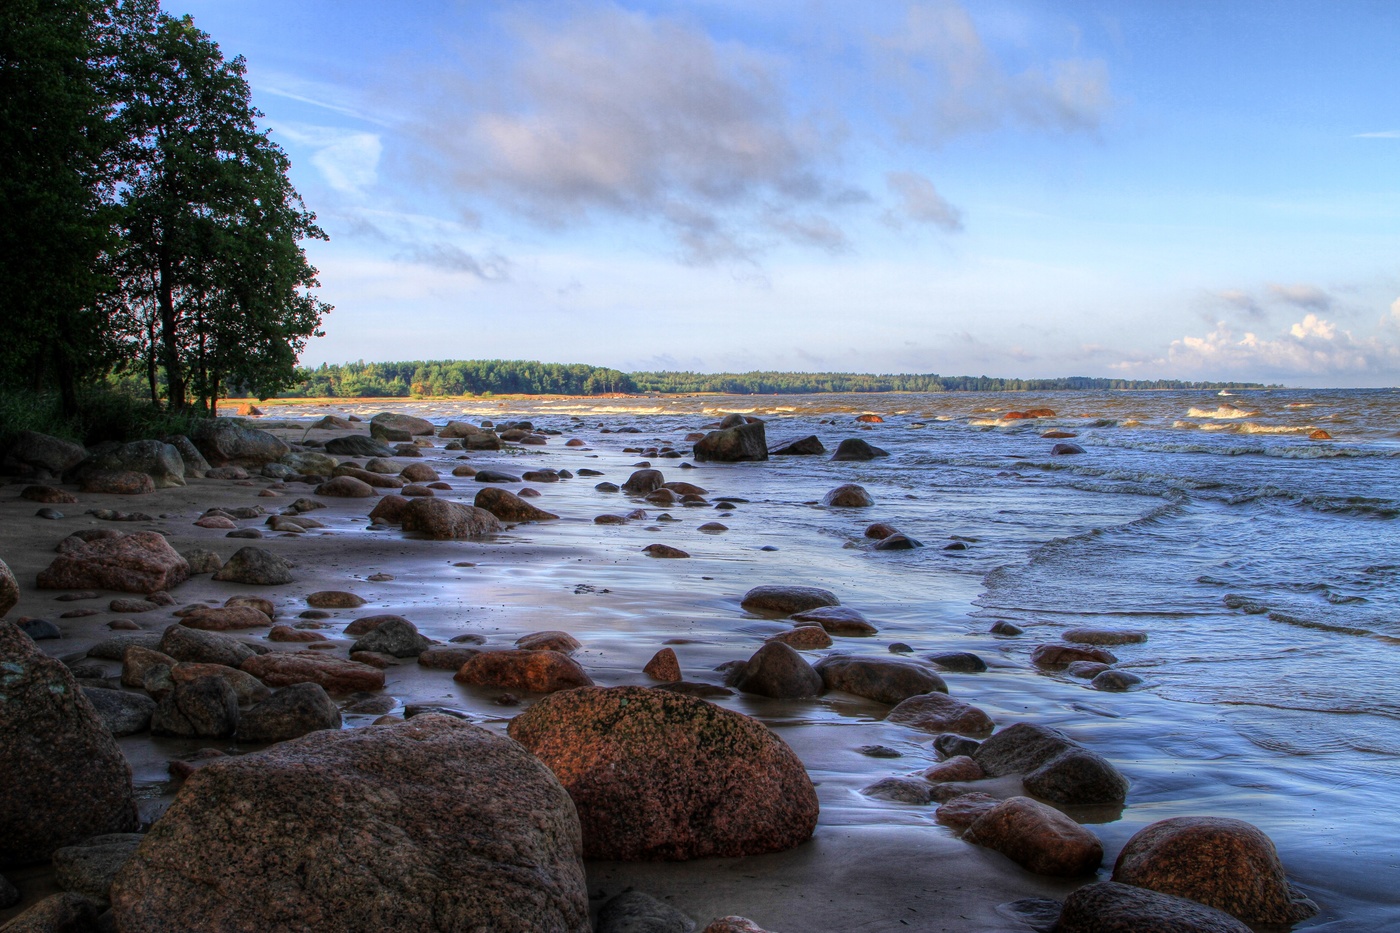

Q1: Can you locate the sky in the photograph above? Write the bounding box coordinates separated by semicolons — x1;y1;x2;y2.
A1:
168;0;1400;387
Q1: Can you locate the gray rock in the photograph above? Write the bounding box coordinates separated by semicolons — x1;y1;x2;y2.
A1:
732;642;823;699
822;484;872;507
0;892;103;932
371;412;436;436
280;451;337;476
1091;670;1143;691
66;440;185;489
693;421;768;462
1054;881;1253;933
5;430;87;476
596;890;696;933
180;548;224;575
81;688;157;736
815;655;946;704
740;585;839;616
151;676;239;738
973;722;1129;806
0;622;138;867
212;547;293;586
163;435;211;478
350;617;431;658
86;633;164;661
16;618;60;640
236;683;342;743
191;419;290;467
860;777;934;804
829;438;888;461
157;625;259;668
52;833;144;904
928;652;987;673
767;435;825;456
323;435;394;457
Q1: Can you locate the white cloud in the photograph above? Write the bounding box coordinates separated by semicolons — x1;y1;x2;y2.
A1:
1267;282;1331;312
1390;297;1400;324
1353;130;1400;138
884;171;964;232
275;124;382;196
876;1;1111;141
1154;317;1399;379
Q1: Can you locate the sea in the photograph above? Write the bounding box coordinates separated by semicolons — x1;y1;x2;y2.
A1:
263;387;1399;929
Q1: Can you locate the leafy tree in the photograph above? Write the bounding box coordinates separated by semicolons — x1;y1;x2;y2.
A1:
108;5;328;412
0;0;116;413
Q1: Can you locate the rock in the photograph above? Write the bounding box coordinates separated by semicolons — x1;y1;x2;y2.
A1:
829;438;888;461
1111;817;1319;925
211;546;293;586
280;450;338;475
158;625;258;668
367;494;409;525
241;652;385;694
643;647;682;681
170;662;270;706
81;687;157;736
643;544;690;558
306;591;366;609
20;485;78;504
473;469;521;483
351;617;431;658
109;716;589;932
1031;644;1117;670
596;890;696;933
398;462;439;483
453;650;593;693
789;605;878;636
6;430;87;476
36;531;190;594
1063;628;1148;646
990;620;1024;636
52;832;144;904
732;642;823;699
17;617;61;639
181;548;223;575
194;514;237;530
332;465;404;489
508;686;818;860
269;624;324;643
766;626;833;650
66;440;186;489
861;777;934;804
473;488;558;522
1308;429;1332;441
370;411;436;436
86;633;162;661
151;675;239;738
236;683;342;742
886;693;994;737
371;422;412;443
1092;670;1143;691
1051;443;1086;456
768;435;825;456
922;755;985;783
693;422;768;463
400;498;503;539
416;646;481;670
973;723;1129;806
0;559;16;616
438;420;481;438
621;469;664;495
933;792;1001;832
964;795;1102;877
323;435;394;457
315;475;375;498
822;484;873;507
815;656;946;704
343;614;408;636
0;892;104;931
928;652;988;673
191;419;290;467
1054;881;1254;933
178;606;271;631
120;646;175;688
515;631;581;654
740;585;839;616
463;432;503;451
699;919;772;933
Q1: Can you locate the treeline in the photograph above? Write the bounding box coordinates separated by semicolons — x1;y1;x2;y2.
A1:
278;361;1266;398
1;0;328;416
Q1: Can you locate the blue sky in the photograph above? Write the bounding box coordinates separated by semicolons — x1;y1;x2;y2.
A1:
170;0;1400;386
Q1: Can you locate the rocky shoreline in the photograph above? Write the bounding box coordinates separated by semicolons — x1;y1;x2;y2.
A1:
0;411;1321;931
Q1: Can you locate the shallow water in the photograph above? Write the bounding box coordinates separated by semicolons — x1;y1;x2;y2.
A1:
259;388;1400;929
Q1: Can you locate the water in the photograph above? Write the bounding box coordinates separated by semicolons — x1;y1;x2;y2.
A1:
263;388;1400;928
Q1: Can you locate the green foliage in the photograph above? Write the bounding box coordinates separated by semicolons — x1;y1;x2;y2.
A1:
0;385;203;449
627;371;1267;393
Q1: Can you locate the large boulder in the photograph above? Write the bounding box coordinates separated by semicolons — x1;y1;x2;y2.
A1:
693;422;768;463
163;434;212;478
973;722;1129;806
66;440;186;488
963;796;1102;877
81;687;157;736
1111;817;1319;925
109;716;589;933
454;650;593;693
885;692;995;737
822;484;873;507
621;469;665;494
150;675;239;738
158;625;258;668
740;585;839;616
768;435;825;456
236;683;341;743
1054;882;1254;933
401;498;503;539
370;412;436;436
191;419;290;467
508;686;819;861
829;438;888;461
815;656;946;704
324;435;394;457
350;617;431;658
280;450;337;476
0;622;138;867
36;531;190;593
241;652;385;694
438;421;481;438
474;488;559;523
211;546;293;586
5;430;87;477
731;642;823;699
0;558;17;616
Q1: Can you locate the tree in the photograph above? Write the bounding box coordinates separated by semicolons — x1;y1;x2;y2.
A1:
0;0;117;413
109;6;328;412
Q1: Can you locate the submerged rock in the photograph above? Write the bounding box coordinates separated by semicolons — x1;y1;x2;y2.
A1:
829;438;888;461
1054;882;1253;933
693;422;768;463
508;686;818;861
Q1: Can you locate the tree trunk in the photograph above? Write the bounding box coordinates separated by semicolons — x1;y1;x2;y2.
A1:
157;243;185;410
145;314;160;408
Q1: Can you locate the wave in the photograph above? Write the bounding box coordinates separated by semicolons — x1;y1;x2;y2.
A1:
1187;405;1259;419
1227;486;1400;518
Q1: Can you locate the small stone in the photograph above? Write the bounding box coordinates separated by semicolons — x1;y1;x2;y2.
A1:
643;647;682;682
861;777;933;804
306;590;366;609
1092;669;1144;691
928;651;987;673
886;692;995;737
643;544;690;558
922;755;984;783
990;621;1023;636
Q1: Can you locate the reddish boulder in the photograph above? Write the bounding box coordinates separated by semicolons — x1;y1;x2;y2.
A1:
401;498;503;539
474;487;558;522
21;485;77;504
316;475;376;498
964;796;1102;877
1054;882;1254;933
822;484;873;507
241;652;386;694
934;792;1001;832
740;585;839;616
815;655;945;704
732;641;822;699
1031;644;1117;669
643;647;682;682
515;631;581;654
508;686;818;860
789;605;878;636
766;626;832;650
36;531;190;594
179;606;271;631
693;422;768;463
886;692;995;737
110;716;589;932
454;650;593;693
1111;817;1319;925
368;494;410;524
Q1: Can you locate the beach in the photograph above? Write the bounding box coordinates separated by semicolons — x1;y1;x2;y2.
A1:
3;388;1396;930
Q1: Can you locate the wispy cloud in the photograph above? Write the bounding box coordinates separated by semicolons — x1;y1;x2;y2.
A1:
1267;282;1332;312
402;243;511;281
883;171;964;232
275;124;382;196
1353;130;1400;138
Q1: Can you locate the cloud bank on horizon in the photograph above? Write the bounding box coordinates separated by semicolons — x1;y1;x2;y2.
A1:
172;0;1400;387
